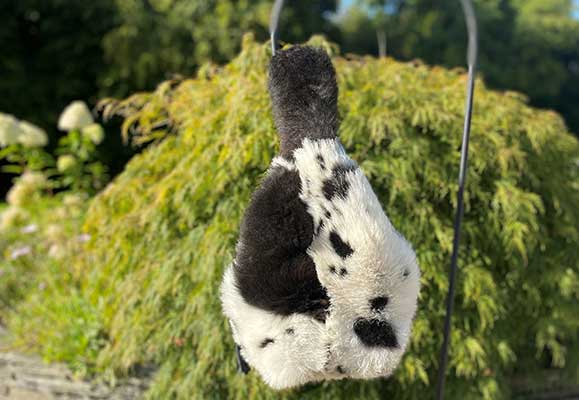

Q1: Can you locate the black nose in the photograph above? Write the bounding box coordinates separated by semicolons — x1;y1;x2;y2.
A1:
353;318;399;348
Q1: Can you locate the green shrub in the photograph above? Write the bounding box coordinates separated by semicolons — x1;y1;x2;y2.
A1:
4;36;579;399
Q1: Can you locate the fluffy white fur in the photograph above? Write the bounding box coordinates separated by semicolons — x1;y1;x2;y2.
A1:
221;138;420;389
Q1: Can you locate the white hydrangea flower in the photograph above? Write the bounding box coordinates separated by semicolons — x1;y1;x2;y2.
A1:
6;183;24;206
20;170;47;188
58;101;94;131
81;123;105;144
0;112;23;147
57;154;77;172
17;121;48;147
0;206;28;231
7;171;47;206
63;192;87;208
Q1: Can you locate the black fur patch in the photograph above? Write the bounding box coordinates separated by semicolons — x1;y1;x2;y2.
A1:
285;328;295;335
370;296;389;312
268;46;339;158
353;318;398;348
325;210;331;219
336;365;346;374
322;177;347;200
311;296;330;323
329;265;337;274
235;168;329;321
329;231;354;258
334;164;357;175
313;311;329;323
403;269;410;278
322;164;356;200
260;338;275;348
317;154;326;170
339;268;348;276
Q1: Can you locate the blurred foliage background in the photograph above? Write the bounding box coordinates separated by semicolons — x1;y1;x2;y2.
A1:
1;1;579;399
1;0;579;196
1;36;578;399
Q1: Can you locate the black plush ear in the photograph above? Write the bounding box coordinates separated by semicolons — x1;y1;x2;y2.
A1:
236;344;251;374
268;45;339;157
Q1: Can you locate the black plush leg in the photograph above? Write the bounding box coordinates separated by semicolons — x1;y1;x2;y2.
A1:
234;167;329;321
238;167;314;256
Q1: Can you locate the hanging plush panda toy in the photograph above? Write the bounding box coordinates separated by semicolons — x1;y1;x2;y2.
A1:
221;45;420;390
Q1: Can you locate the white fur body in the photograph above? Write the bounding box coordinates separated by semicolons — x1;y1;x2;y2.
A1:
221;138;420;389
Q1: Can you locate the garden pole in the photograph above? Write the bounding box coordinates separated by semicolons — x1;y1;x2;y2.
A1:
436;1;478;399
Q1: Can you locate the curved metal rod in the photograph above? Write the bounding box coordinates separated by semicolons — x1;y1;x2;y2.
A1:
270;0;285;55
436;1;478;399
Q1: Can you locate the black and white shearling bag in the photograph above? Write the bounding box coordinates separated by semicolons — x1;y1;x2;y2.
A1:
220;45;420;390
